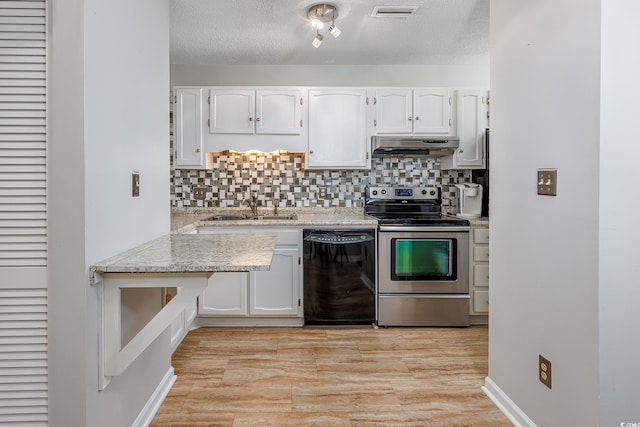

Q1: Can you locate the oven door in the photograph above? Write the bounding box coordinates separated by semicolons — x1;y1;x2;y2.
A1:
378;228;469;294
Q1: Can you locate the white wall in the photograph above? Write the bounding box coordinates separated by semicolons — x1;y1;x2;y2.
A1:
170;64;489;88
488;0;601;425
49;0;171;425
49;0;88;424
599;0;640;424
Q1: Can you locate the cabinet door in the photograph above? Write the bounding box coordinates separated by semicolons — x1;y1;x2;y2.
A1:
170;309;185;353
473;290;489;313
375;89;413;134
198;272;248;315
249;247;300;316
413;89;450;133
308;89;368;169
455;90;488;168
174;88;205;168
473;264;490;287
209;89;255;134
184;299;197;327
256;89;302;135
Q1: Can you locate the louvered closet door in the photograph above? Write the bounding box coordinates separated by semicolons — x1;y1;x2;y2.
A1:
0;1;48;426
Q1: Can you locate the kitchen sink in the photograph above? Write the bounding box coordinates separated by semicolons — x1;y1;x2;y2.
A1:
202;215;248;221
201;214;298;221
248;214;298;221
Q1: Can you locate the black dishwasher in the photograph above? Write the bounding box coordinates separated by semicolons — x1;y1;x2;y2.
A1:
303;229;376;325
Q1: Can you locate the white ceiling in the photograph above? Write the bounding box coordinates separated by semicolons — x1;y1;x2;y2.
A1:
170;0;489;66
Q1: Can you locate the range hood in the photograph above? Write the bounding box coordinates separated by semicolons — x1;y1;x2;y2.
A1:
371;135;459;157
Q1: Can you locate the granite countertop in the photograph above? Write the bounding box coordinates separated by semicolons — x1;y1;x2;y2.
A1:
171;207;379;233
468;217;490;227
91;233;278;275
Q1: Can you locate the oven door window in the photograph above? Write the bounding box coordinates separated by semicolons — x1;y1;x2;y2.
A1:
391;238;457;280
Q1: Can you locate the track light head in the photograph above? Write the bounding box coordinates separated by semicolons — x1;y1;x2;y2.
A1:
312;29;324;48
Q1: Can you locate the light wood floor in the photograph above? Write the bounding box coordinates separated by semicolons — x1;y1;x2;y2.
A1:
151;326;512;427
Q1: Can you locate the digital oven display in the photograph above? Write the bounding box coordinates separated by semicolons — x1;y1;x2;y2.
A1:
395;188;413;197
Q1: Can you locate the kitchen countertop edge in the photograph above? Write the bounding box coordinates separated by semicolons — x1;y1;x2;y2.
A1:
90;233;278;276
171;207;379;232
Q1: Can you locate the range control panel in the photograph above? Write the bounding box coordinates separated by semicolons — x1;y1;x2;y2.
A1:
366;186;440;201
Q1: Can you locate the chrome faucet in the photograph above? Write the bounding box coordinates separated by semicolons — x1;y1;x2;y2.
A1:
242;196;258;216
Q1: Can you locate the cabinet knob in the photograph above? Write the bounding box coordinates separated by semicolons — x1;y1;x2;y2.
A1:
249;117;253;122
309;150;314;154
415;116;420;121
408;116;413;121
256;117;261;122
196;148;201;153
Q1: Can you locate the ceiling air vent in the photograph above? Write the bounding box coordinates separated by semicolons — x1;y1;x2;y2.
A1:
371;5;419;18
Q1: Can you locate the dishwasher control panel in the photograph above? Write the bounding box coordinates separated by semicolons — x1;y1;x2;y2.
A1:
304;233;374;245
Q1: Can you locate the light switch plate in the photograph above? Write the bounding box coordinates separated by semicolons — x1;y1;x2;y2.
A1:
537;168;557;196
132;171;140;197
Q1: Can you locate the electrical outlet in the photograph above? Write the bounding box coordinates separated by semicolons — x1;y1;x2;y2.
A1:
193;187;207;200
539;355;552;389
132;171;140;197
319;187;327;197
537;168;557;196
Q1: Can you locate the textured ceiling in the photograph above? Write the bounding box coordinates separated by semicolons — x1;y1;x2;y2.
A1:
170;0;489;65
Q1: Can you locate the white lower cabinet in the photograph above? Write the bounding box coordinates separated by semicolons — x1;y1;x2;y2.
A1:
469;226;489;322
168;291;198;353
250;246;300;315
196;228;303;325
169;309;185;352
199;272;248;315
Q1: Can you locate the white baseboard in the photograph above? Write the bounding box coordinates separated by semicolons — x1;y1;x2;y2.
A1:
193;316;304;328
131;367;177;427
482;376;537;427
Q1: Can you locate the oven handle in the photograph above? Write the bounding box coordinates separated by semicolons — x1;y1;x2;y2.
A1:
378;226;470;232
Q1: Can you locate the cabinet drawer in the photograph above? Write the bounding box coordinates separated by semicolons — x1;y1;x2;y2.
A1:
474;228;489;244
473;264;489;287
473;246;490;262
473;290;489;313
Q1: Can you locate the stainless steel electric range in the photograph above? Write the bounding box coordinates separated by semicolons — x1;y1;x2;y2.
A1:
365;185;471;327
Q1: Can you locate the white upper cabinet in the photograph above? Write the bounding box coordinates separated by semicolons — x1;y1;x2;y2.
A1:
375;89;413;133
174;88;206;169
375;88;451;134
413;89;451;133
208;88;302;135
255;89;302;134
441;89;489;170
209;89;255;134
308;89;369;169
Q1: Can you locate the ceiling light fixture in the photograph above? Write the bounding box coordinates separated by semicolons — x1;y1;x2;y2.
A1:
306;3;340;47
312;29;324;48
329;12;341;38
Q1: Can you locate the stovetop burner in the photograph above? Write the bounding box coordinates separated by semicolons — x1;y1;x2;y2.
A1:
365;185;470;228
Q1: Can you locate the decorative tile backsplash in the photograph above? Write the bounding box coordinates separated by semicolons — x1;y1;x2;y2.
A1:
170;151;471;209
